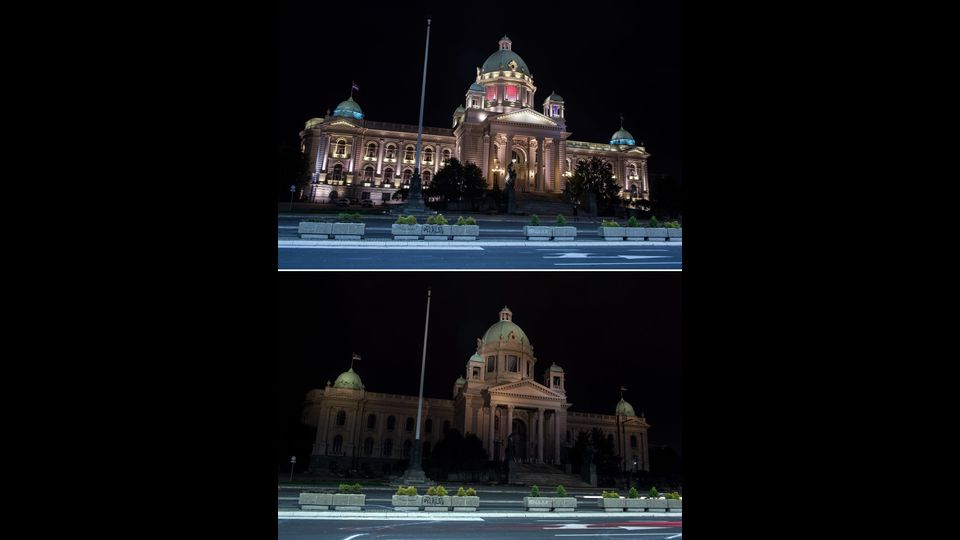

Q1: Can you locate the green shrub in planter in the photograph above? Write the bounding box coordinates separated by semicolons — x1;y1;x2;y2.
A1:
530;214;540;225
627;216;639;227
556;485;568;497
427;214;449;225
457;486;467;497
648;216;660;228
395;215;417;225
530;485;540;497
664;492;681;500
556;214;567;226
456;216;467;225
339;483;362;494
337;213;362;223
465;216;477;225
627;487;639;499
601;220;621;227
395;486;418;496
602;490;621;498
435;485;448;496
466;487;477;496
665;220;681;228
648;487;660;498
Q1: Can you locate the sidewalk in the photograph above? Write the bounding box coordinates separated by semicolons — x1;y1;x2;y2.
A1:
279;240;681;247
278;510;682;519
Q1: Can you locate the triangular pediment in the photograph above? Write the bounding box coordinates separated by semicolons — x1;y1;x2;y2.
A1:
490;108;559;127
328;120;356;127
489;379;565;401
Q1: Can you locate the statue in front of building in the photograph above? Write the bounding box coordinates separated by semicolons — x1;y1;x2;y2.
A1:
505;162;518;214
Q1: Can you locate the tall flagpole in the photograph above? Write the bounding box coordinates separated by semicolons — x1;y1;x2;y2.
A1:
400;287;432;484
402;17;431;215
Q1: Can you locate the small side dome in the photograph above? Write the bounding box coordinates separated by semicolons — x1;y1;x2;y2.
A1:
615;398;636;417
454;105;466;114
546;91;564;102
333;367;364;389
610;128;636;146
469;82;484;92
305;117;324;129
470;353;484;363
333;96;364;119
548;362;564;372
455;376;467;385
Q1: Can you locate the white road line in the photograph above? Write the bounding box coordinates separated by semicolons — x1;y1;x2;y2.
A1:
279;245;485;250
666;535;683;539
342;534;367;540
554;534;676;537
554;262;679;265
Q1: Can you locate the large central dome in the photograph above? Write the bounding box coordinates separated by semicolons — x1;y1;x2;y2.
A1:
482;306;530;345
481;35;530;75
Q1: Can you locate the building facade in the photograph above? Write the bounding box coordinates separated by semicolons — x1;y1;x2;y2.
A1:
299;36;651;205
302;307;650;475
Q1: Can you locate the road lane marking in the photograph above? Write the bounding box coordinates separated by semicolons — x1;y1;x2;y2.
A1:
279;246;484;250
342;534;367;540
554;262;679;265
666;535;682;539
554;535;676;537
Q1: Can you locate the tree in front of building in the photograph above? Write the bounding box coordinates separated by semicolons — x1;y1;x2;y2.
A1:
563;157;622;215
277;143;309;200
425;158;487;208
426;429;488;479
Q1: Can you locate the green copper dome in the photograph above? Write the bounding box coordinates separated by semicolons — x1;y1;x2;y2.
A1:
469;82;484;92
333;367;364;389
549;363;564;372
332;96;364;119
615;398;636;417
546;91;564;102
482;307;530;346
455;376;467;385
454;105;466;113
470;353;484;363
610;128;636;146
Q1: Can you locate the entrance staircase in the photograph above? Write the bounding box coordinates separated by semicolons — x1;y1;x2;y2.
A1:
516;192;574;217
508;462;593;488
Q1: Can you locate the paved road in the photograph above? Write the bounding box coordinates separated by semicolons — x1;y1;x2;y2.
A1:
278;516;683;539
277;245;682;269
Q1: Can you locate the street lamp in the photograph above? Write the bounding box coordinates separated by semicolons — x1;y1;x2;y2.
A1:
288;455;296;482
289;184;296;211
400;287;432;485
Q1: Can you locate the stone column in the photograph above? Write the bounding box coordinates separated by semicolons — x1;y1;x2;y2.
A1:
641;160;649;195
433;144;440;174
504;136;513;187
536;137;545;192
376;138;385;176
557;138;566;193
554;410;561;463
322;134;332;171
316;406;332;456
537;408;544;462
488;402;496;460
482;133;491;184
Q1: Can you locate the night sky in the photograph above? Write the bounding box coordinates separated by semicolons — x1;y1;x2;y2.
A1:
275;0;681;183
277;272;681;466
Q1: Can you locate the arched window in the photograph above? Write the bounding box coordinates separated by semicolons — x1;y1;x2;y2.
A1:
405;417;414;432
367;414;376;429
386;144;396;159
423;441;431;457
364;437;374;456
403;440;412;457
364;166;374;181
402;169;412;183
442;148;451;162
332;435;343;454
423;148;433;163
512;151;519;163
630;434;638;448
629;164;638;177
383;438;393;457
331;164;343;181
387;415;396;431
404;146;415;161
335;139;347;157
383;168;393;183
422;170;431;184
425;419;433;433
366;142;377;158
336;411;346;426
443;420;450;434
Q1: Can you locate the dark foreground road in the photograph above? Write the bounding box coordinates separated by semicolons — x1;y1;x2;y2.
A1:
278;516;682;539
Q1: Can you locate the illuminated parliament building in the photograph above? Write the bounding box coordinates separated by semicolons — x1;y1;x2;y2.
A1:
299;36;651;206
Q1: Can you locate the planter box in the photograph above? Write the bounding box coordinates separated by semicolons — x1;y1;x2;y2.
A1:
523;496;553;512
298;492;332;510
422;224;451;240
391;223;422;240
332;222;365;240
624;498;644;512
298;221;332;239
600;497;625;512
666;499;682;511
422;495;452;511
450;224;479;240
552;226;577;241
391;494;423;511
451;495;480;511
624;227;646;241
600;227;626;241
667;227;682;240
646;227;669;241
643;498;669;512
524;226;552;241
551;497;578;512
332;493;365;511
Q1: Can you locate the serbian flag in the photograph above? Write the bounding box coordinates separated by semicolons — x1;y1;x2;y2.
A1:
352;352;361;361
620;386;628;391
351;81;359;92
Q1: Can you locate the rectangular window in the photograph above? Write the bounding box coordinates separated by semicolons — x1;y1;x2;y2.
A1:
486;86;497;102
506;85;518;101
507;355;518;372
487;355;495;371
361;192;370;200
553;376;561;387
473;367;481;379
